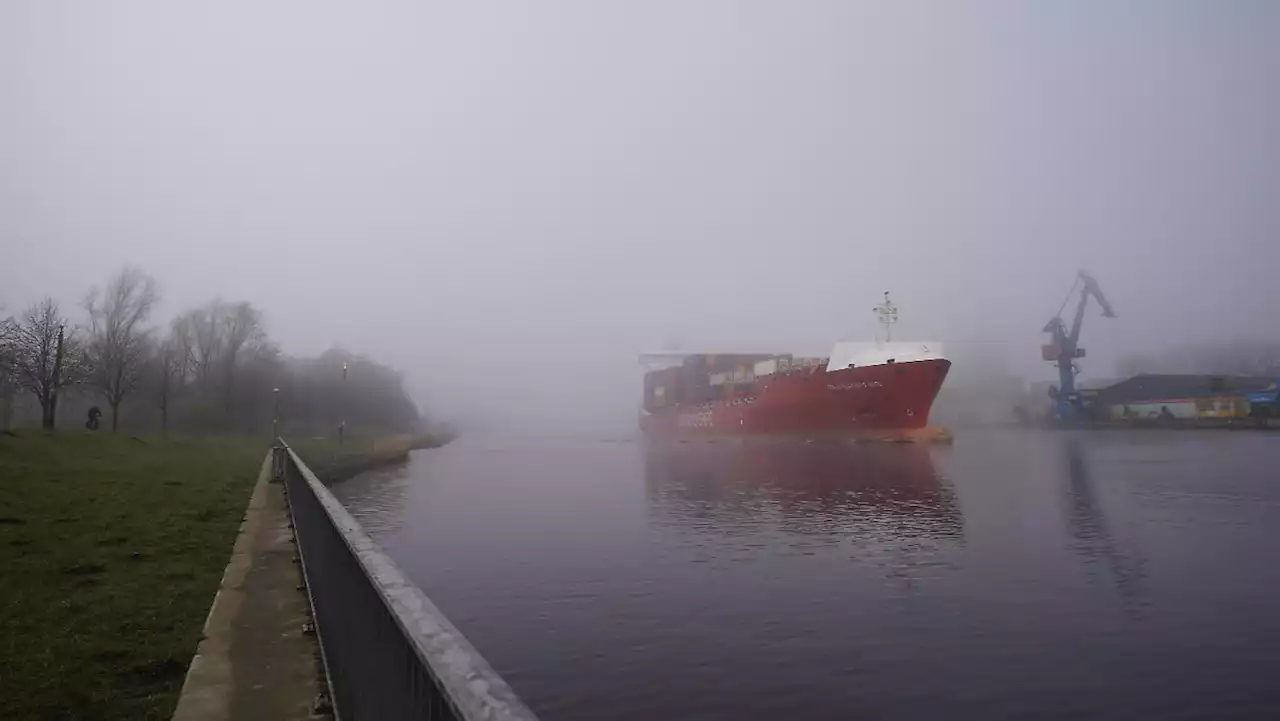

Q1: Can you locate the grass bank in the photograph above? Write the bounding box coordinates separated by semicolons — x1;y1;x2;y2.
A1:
290;431;451;484
0;431;266;721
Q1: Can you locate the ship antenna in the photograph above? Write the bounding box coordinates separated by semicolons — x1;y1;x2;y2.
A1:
873;290;898;342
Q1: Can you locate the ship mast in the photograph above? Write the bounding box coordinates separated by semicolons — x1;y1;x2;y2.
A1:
873;291;898;342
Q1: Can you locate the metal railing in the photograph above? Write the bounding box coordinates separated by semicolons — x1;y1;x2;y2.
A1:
275;441;540;721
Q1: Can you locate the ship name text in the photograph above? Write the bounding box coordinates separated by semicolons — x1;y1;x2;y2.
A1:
827;380;884;391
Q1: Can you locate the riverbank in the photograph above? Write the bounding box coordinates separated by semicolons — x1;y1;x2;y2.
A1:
0;432;266;721
291;432;453;485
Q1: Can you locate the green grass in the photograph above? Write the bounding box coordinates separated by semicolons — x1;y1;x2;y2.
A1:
0;431;267;721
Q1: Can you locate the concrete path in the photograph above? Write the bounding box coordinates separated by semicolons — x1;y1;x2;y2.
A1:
171;454;327;721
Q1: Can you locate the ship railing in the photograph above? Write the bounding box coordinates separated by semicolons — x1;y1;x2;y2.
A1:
274;440;540;721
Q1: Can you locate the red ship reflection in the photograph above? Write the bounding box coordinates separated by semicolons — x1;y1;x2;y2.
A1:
643;440;963;541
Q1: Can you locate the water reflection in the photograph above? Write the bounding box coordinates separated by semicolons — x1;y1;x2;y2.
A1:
342;433;1280;721
1060;438;1149;610
644;440;963;587
329;460;414;537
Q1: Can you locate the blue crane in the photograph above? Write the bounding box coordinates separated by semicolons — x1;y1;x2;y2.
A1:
1042;271;1116;422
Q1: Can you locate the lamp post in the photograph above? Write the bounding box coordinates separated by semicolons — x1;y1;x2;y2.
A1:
272;387;281;441
339;361;348;445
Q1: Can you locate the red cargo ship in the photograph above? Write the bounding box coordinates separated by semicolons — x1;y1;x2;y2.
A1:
639;294;952;442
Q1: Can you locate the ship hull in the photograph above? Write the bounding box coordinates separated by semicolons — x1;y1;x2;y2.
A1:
640;358;952;441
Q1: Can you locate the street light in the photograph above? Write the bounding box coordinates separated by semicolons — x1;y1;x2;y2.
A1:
270;387;285;483
272;387;281;440
339;362;348;445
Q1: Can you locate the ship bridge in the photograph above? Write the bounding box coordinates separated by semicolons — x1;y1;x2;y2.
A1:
825;342;946;372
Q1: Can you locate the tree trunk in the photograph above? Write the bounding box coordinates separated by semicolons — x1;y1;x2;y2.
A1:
47;326;65;431
110;402;120;433
160;402;168;437
224;372;235;430
0;387;12;431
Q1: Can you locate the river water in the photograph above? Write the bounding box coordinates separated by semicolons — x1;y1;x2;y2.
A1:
334;430;1280;721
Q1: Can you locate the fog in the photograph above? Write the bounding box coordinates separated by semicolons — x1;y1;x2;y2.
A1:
3;2;1278;433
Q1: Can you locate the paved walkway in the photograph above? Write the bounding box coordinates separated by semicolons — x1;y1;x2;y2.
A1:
171;454;326;721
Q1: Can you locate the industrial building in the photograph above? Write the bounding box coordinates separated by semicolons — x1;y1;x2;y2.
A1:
1088;374;1279;421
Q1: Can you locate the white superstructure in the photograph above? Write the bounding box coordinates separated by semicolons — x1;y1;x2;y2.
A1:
825;341;946;372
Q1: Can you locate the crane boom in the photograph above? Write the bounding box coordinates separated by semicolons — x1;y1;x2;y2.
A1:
1068;272;1115;347
1079;271;1116;318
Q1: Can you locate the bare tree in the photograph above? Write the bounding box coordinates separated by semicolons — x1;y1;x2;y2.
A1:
9;298;83;430
171;301;231;391
192;304;223;388
219;301;264;418
137;295;416;437
85;268;160;432
163;299;274;432
0;311;18;431
153;334;188;436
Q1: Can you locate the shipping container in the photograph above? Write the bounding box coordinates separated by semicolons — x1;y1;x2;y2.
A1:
683;354;709;370
663;367;683;404
701;354;772;374
754;359;779;376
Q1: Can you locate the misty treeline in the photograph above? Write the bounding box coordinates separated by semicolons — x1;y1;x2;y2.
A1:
1116;342;1280;379
0;267;419;436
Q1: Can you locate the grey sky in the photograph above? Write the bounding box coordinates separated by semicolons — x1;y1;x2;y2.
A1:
3;2;1277;430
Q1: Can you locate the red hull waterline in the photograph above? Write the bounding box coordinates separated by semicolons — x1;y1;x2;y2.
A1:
640;358;953;443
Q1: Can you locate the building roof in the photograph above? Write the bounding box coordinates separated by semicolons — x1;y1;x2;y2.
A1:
1077;377;1122;391
1094;374;1278;405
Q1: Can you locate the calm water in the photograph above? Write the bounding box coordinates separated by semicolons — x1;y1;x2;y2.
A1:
335;430;1280;721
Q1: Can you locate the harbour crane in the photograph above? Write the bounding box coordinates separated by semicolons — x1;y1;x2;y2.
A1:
1042;271;1116;422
